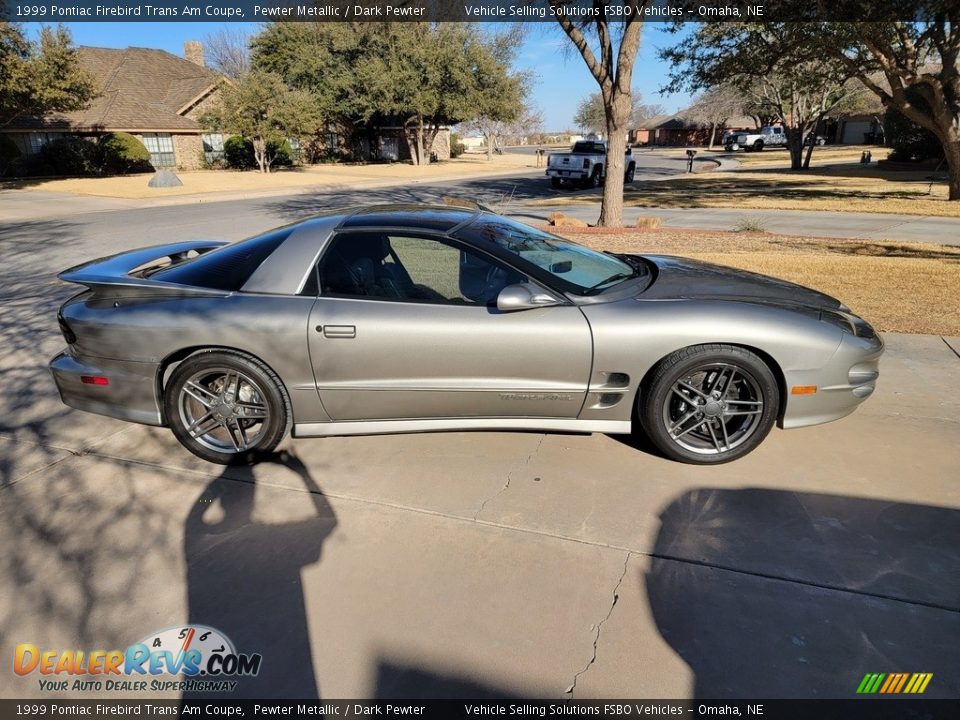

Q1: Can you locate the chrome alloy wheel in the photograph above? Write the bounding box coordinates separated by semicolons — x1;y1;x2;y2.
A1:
661;362;764;455
178;367;270;454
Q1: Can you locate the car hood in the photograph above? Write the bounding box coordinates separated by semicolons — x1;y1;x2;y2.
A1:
637;255;843;310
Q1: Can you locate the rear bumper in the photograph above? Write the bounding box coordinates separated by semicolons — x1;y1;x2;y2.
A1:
49;350;165;426
781;333;884;429
546;169;588;180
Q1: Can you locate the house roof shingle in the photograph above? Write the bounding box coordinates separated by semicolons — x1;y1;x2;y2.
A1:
7;46;221;133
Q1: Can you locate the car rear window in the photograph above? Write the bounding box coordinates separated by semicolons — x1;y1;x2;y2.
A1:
152;227;293;291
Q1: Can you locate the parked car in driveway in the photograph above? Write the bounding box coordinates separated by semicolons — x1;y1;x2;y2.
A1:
51;205;882;465
725;126;788;152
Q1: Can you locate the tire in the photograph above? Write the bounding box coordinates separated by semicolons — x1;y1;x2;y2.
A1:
624;163;635;183
584;166;602;189
639;344;779;465
753;140;764;152
164;350;291;465
551;177;563;189
817;138;826;146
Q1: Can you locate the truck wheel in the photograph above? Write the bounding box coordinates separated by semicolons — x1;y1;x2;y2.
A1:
551;178;562;189
584;167;602;189
753;140;764;152
624;163;636;183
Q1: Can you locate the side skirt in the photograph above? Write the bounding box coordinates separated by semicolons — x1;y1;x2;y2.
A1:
293;417;632;438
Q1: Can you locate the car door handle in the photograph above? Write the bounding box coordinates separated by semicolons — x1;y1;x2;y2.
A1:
319;325;356;339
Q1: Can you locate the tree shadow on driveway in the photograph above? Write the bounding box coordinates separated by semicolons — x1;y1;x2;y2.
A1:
184;451;338;699
645;488;960;698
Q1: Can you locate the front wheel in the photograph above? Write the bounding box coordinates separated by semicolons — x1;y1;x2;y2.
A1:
639;344;779;464
551;177;563;189
165;351;291;465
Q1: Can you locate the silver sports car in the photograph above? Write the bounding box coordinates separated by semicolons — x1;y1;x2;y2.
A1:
50;205;883;465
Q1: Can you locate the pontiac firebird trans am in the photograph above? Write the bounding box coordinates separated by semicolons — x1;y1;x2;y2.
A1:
50;205;883;465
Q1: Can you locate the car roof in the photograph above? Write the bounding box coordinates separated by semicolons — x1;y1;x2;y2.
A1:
338;204;480;232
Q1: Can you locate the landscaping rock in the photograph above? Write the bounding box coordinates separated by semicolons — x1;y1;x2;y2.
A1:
548;212;588;229
148;169;183;188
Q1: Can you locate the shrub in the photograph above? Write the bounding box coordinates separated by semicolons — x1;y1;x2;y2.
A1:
223;135;255;169
98;132;152;174
450;132;466;159
7;155;55;178
223;135;293;170
0;134;21;176
40;136;98;176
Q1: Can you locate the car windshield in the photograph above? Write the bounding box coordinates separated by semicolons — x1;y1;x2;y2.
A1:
455;216;646;295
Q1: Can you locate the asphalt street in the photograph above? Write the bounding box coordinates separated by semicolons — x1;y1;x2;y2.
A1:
1;163;959;700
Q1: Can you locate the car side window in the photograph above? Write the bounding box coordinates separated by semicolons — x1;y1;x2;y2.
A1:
317;233;526;305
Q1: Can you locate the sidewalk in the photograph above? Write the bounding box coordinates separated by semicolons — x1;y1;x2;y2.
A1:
512;204;960;245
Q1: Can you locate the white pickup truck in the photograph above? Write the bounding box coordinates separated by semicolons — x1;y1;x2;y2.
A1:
546;140;636;189
724;126;788;152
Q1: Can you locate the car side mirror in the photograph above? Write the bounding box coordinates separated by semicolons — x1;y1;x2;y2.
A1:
496;283;562;312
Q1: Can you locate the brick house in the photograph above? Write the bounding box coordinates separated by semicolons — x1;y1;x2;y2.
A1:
632;114;759;147
2;42;225;171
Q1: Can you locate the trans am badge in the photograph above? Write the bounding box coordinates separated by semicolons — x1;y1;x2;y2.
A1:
14;625;262;693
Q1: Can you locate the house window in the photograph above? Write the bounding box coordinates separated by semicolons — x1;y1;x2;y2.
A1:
28;133;56;155
141;133;176;168
202;133;225;164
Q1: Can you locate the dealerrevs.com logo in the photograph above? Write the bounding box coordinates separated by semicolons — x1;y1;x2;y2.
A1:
14;625;262;693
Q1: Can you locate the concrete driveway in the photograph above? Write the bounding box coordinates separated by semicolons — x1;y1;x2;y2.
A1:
1;199;959;700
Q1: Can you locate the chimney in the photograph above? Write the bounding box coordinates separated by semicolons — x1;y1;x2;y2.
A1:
183;40;205;67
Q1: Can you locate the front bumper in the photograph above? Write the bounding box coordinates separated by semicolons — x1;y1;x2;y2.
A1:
49;350;165;426
781;333;884;429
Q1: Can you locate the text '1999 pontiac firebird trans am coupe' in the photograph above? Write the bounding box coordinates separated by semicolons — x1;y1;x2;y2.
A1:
50;205;883;465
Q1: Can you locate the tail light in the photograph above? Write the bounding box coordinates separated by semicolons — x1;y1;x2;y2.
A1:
57;310;77;344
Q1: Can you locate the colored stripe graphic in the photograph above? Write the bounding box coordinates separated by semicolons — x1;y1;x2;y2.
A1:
893;673;909;693
857;672;932;694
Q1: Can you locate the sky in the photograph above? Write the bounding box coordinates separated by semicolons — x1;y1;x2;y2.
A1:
40;22;693;131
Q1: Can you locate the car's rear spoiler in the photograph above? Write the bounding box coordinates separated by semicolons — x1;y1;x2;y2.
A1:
58;240;230;295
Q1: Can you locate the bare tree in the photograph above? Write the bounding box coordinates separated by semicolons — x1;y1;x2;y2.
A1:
204;28;250;80
684;84;745;149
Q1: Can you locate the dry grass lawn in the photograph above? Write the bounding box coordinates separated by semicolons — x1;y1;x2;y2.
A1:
549;228;960;336
545;146;957;217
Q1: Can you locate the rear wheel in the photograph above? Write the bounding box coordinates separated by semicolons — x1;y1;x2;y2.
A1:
753;139;764;152
624;163;636;183
551;177;563;189
583;166;602;189
165;351;291;465
639;344;779;464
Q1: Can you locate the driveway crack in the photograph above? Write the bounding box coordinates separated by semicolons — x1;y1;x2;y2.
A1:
942;336;960;361
473;435;544;520
565;551;632;698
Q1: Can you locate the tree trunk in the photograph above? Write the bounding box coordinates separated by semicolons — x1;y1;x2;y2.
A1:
944;137;960;201
598;92;631;228
253;137;267;173
707;121;717;150
787;130;803;170
486;133;494;161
